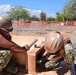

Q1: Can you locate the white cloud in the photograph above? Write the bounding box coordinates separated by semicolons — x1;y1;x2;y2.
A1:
0;4;56;18
32;10;42;13
0;5;11;15
26;8;42;17
28;9;56;18
0;5;42;16
27;8;56;18
0;5;11;12
47;13;56;18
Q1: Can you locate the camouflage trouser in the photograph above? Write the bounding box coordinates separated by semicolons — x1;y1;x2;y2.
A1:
64;43;74;70
45;55;60;69
0;50;13;71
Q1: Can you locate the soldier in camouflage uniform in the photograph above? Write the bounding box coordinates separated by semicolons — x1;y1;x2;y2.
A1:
0;15;30;74
38;31;74;75
47;31;74;69
38;32;64;70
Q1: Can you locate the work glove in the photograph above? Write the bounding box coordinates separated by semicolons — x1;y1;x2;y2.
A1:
37;56;49;64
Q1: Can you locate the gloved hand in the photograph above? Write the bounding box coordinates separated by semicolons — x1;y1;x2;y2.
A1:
37;56;49;64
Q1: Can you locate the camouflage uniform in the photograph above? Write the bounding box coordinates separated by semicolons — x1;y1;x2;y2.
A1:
43;50;62;69
44;42;74;70
45;54;60;69
0;16;28;74
0;28;26;74
64;43;74;70
37;53;61;71
43;32;64;70
0;49;13;71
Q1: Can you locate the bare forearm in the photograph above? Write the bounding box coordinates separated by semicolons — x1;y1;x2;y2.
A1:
48;49;64;61
10;44;26;52
43;50;48;56
48;55;63;61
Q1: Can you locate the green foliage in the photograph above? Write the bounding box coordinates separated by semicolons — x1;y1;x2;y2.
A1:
56;13;64;21
57;12;73;21
6;0;76;21
63;0;76;20
30;15;40;21
40;11;46;21
46;17;55;21
56;0;76;21
7;6;30;20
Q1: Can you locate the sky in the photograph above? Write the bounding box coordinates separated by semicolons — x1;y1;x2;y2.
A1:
0;0;70;18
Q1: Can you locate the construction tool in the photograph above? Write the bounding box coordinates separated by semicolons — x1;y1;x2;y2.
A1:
29;39;38;48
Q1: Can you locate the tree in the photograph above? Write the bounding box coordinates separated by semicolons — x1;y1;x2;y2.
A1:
30;15;39;21
56;12;72;21
7;6;30;20
63;0;76;20
40;11;46;21
46;17;55;21
56;13;65;21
